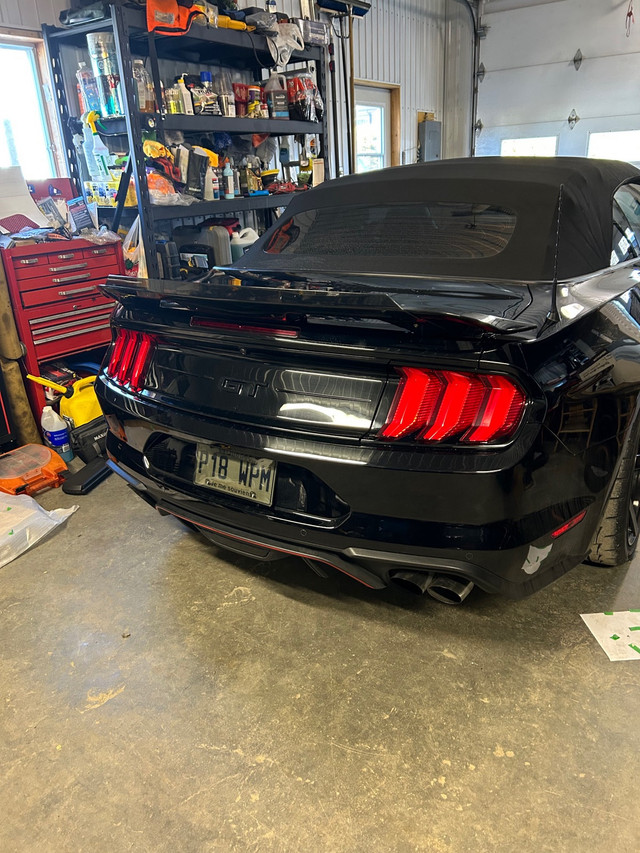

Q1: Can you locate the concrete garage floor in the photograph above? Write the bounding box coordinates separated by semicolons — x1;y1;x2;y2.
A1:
2;475;640;853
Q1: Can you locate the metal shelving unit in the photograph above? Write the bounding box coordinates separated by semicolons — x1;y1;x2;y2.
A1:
43;4;328;278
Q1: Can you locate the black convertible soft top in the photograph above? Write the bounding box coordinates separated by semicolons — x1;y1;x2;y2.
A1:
235;157;640;282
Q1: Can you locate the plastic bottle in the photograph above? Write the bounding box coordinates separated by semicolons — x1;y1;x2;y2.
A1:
41;406;74;463
203;165;215;201
76;62;101;113
264;72;289;120
133;59;155;112
164;86;183;114
223;159;235;199
81;120;99;182
233;165;241;196
230;227;260;261
177;75;194;115
217;71;236;117
85;111;111;180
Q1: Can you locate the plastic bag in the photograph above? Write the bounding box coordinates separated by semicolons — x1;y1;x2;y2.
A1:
267;23;305;67
122;215;148;278
0;494;77;570
83;226;121;245
287;72;324;122
149;190;197;205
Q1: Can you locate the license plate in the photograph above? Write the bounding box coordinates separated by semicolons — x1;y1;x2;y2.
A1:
194;444;277;506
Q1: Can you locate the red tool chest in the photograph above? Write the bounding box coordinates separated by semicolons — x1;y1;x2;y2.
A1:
1;239;124;417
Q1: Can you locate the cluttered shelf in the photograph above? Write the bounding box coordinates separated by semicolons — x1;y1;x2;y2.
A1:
150;191;300;220
94;191;299;220
45;2;328;280
47;7;322;66
99;114;323;137
160;114;323;136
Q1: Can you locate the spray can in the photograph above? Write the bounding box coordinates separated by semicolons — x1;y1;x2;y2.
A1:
41;406;74;463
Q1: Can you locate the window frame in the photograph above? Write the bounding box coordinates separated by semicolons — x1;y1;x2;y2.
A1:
0;32;63;179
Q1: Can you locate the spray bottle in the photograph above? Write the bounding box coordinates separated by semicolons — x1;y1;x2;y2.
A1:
85;111;112;180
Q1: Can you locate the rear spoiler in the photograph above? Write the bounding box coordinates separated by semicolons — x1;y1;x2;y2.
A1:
101;275;549;341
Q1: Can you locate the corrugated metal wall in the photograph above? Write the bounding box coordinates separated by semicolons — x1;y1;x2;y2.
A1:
238;0;457;171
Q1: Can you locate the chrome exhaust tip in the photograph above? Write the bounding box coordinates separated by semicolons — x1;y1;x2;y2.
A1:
389;570;434;595
426;575;475;605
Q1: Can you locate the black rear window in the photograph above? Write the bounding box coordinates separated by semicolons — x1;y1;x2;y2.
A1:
264;202;516;260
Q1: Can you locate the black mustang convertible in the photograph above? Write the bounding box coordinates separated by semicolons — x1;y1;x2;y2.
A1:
97;157;640;603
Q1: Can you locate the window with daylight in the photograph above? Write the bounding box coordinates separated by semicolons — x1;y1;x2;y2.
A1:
588;131;640;165
355;103;386;173
500;137;557;157
0;42;56;180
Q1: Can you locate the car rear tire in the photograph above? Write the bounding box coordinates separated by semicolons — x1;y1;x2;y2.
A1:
588;419;640;567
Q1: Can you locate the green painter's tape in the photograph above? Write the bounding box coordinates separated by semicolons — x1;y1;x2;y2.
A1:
629;608;640;613
629;626;640;632
629;644;640;655
611;634;620;641
603;612;614;615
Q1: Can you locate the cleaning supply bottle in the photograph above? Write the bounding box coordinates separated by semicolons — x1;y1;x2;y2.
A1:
133;59;155;112
80;120;99;182
230;227;260;261
223;159;235;199
85;111;111;180
76;62;101;113
41;406;74;463
264;72;289;120
177;74;194;115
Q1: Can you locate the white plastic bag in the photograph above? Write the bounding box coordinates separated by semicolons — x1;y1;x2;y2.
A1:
122;215;148;278
0;494;78;569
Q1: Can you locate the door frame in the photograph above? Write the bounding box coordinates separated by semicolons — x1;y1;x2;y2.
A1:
354;79;401;167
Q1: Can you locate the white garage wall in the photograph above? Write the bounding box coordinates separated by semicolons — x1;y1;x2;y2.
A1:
0;0;66;30
238;0;475;170
476;0;640;159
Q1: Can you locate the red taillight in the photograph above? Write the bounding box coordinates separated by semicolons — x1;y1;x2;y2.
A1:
380;367;526;444
551;509;587;539
107;329;156;391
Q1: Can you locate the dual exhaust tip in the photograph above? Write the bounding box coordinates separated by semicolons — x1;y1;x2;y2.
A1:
391;570;474;605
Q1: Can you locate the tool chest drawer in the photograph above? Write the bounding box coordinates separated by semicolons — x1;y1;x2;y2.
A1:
20;280;109;309
17;257;122;297
29;297;114;361
15;251;121;288
0;238;125;418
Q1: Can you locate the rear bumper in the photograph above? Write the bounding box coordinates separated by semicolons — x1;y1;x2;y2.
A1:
101;384;603;598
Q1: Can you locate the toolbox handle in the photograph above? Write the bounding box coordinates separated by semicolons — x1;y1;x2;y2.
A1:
52;272;91;285
57;285;98;296
19;257;40;265
48;261;88;273
89;248;108;256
